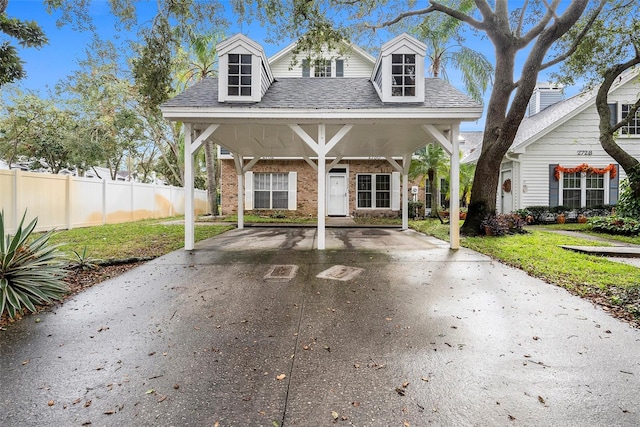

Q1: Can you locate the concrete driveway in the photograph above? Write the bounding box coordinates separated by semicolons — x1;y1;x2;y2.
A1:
1;227;639;426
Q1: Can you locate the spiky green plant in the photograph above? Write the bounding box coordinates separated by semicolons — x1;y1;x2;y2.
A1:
69;246;101;271
0;211;68;320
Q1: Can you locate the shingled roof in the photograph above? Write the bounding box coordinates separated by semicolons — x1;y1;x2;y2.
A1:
162;77;482;111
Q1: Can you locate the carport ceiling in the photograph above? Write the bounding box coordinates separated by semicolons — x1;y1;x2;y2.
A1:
198;122;453;158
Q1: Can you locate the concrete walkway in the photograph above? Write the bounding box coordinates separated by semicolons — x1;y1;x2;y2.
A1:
1;227;639;426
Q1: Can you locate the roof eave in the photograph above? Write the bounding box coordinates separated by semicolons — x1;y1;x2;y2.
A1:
161;107;484;122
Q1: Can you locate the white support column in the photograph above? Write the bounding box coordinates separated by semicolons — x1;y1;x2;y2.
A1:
233;155;245;229
184;123;195;250
317;124;326;250
237;174;244;229
449;125;460;250
402;154;411;230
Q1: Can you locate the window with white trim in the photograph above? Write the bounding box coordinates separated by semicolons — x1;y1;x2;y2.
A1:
357;174;391;208
391;54;416;96
560;171;606;208
621;104;640;135
228;54;252;96
254;173;288;209
302;59;344;77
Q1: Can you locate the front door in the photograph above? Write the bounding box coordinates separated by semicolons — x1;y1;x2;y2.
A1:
327;173;348;216
501;170;513;214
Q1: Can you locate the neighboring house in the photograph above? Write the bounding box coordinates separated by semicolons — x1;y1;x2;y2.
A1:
464;68;640;215
161;32;482;250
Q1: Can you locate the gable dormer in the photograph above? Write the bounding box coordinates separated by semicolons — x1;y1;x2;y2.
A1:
371;33;426;103
217;34;274;103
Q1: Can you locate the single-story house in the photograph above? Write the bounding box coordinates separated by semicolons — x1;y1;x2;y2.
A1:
161;33;483;250
463;68;640;215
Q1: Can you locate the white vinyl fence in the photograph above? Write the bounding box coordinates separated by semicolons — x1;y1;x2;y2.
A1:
0;170;208;233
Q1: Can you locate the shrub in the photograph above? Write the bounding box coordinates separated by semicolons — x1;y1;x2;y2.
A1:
481;213;527;236
0;211;68;320
617;179;640;218
481;215;509;236
589;216;640;236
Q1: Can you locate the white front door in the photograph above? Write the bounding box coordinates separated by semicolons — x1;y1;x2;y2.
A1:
501;170;513;214
327;174;348;216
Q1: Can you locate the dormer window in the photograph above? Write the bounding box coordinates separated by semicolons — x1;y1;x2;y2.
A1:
371;33;426;103
228;54;252;96
391;54;416;96
217;34;274;103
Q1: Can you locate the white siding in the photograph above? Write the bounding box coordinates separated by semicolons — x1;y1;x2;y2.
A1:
269;47;374;78
512;84;640;210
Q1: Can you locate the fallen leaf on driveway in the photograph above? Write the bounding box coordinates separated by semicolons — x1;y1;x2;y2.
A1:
47;400;55;407
331;411;339;420
276;374;286;380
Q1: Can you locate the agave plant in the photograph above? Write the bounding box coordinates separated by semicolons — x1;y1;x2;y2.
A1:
0;211;68;320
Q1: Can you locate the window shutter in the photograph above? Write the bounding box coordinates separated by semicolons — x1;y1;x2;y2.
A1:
336;59;344;77
245;171;253;210
391;172;401;211
608;103;617;126
548;164;559;207
288;172;297;210
609;164;619;204
302;59;310;77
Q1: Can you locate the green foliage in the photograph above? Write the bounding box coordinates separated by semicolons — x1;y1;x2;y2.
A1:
590;216;640;236
46;218;233;260
408;200;423;219
0;211;68;320
617;179;640;218
68;246;101;271
0;14;48;85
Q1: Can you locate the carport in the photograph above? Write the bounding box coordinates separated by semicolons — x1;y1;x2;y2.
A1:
161;77;482;250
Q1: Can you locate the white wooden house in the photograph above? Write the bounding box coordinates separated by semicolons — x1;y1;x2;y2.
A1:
161;33;482;250
464;68;640;215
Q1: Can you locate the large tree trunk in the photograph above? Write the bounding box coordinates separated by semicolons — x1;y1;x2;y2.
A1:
460;0;590;236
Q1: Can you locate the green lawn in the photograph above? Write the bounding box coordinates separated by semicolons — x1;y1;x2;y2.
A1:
46;218;233;261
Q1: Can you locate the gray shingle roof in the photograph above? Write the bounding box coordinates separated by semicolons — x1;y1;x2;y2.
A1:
162;77;482;110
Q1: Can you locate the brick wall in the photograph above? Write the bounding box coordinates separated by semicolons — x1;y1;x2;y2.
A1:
220;158;427;216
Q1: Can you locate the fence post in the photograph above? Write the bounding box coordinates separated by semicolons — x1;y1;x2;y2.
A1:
102;178;107;225
12;169;20;231
66;175;72;230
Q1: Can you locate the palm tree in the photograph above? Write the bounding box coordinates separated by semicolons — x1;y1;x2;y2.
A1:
413;0;492;102
176;32;223;216
459;162;475;208
409;143;449;218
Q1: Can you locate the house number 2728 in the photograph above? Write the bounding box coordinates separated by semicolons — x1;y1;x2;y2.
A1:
577;150;592;155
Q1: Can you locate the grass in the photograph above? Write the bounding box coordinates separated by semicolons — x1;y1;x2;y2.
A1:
411;219;639;289
45;217;233;261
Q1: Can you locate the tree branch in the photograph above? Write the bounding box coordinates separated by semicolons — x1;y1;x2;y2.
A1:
518;0;562;47
540;0;608;70
516;0;530;38
366;0;484;31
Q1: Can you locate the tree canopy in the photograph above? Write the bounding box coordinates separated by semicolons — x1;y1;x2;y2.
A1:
0;1;48;85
